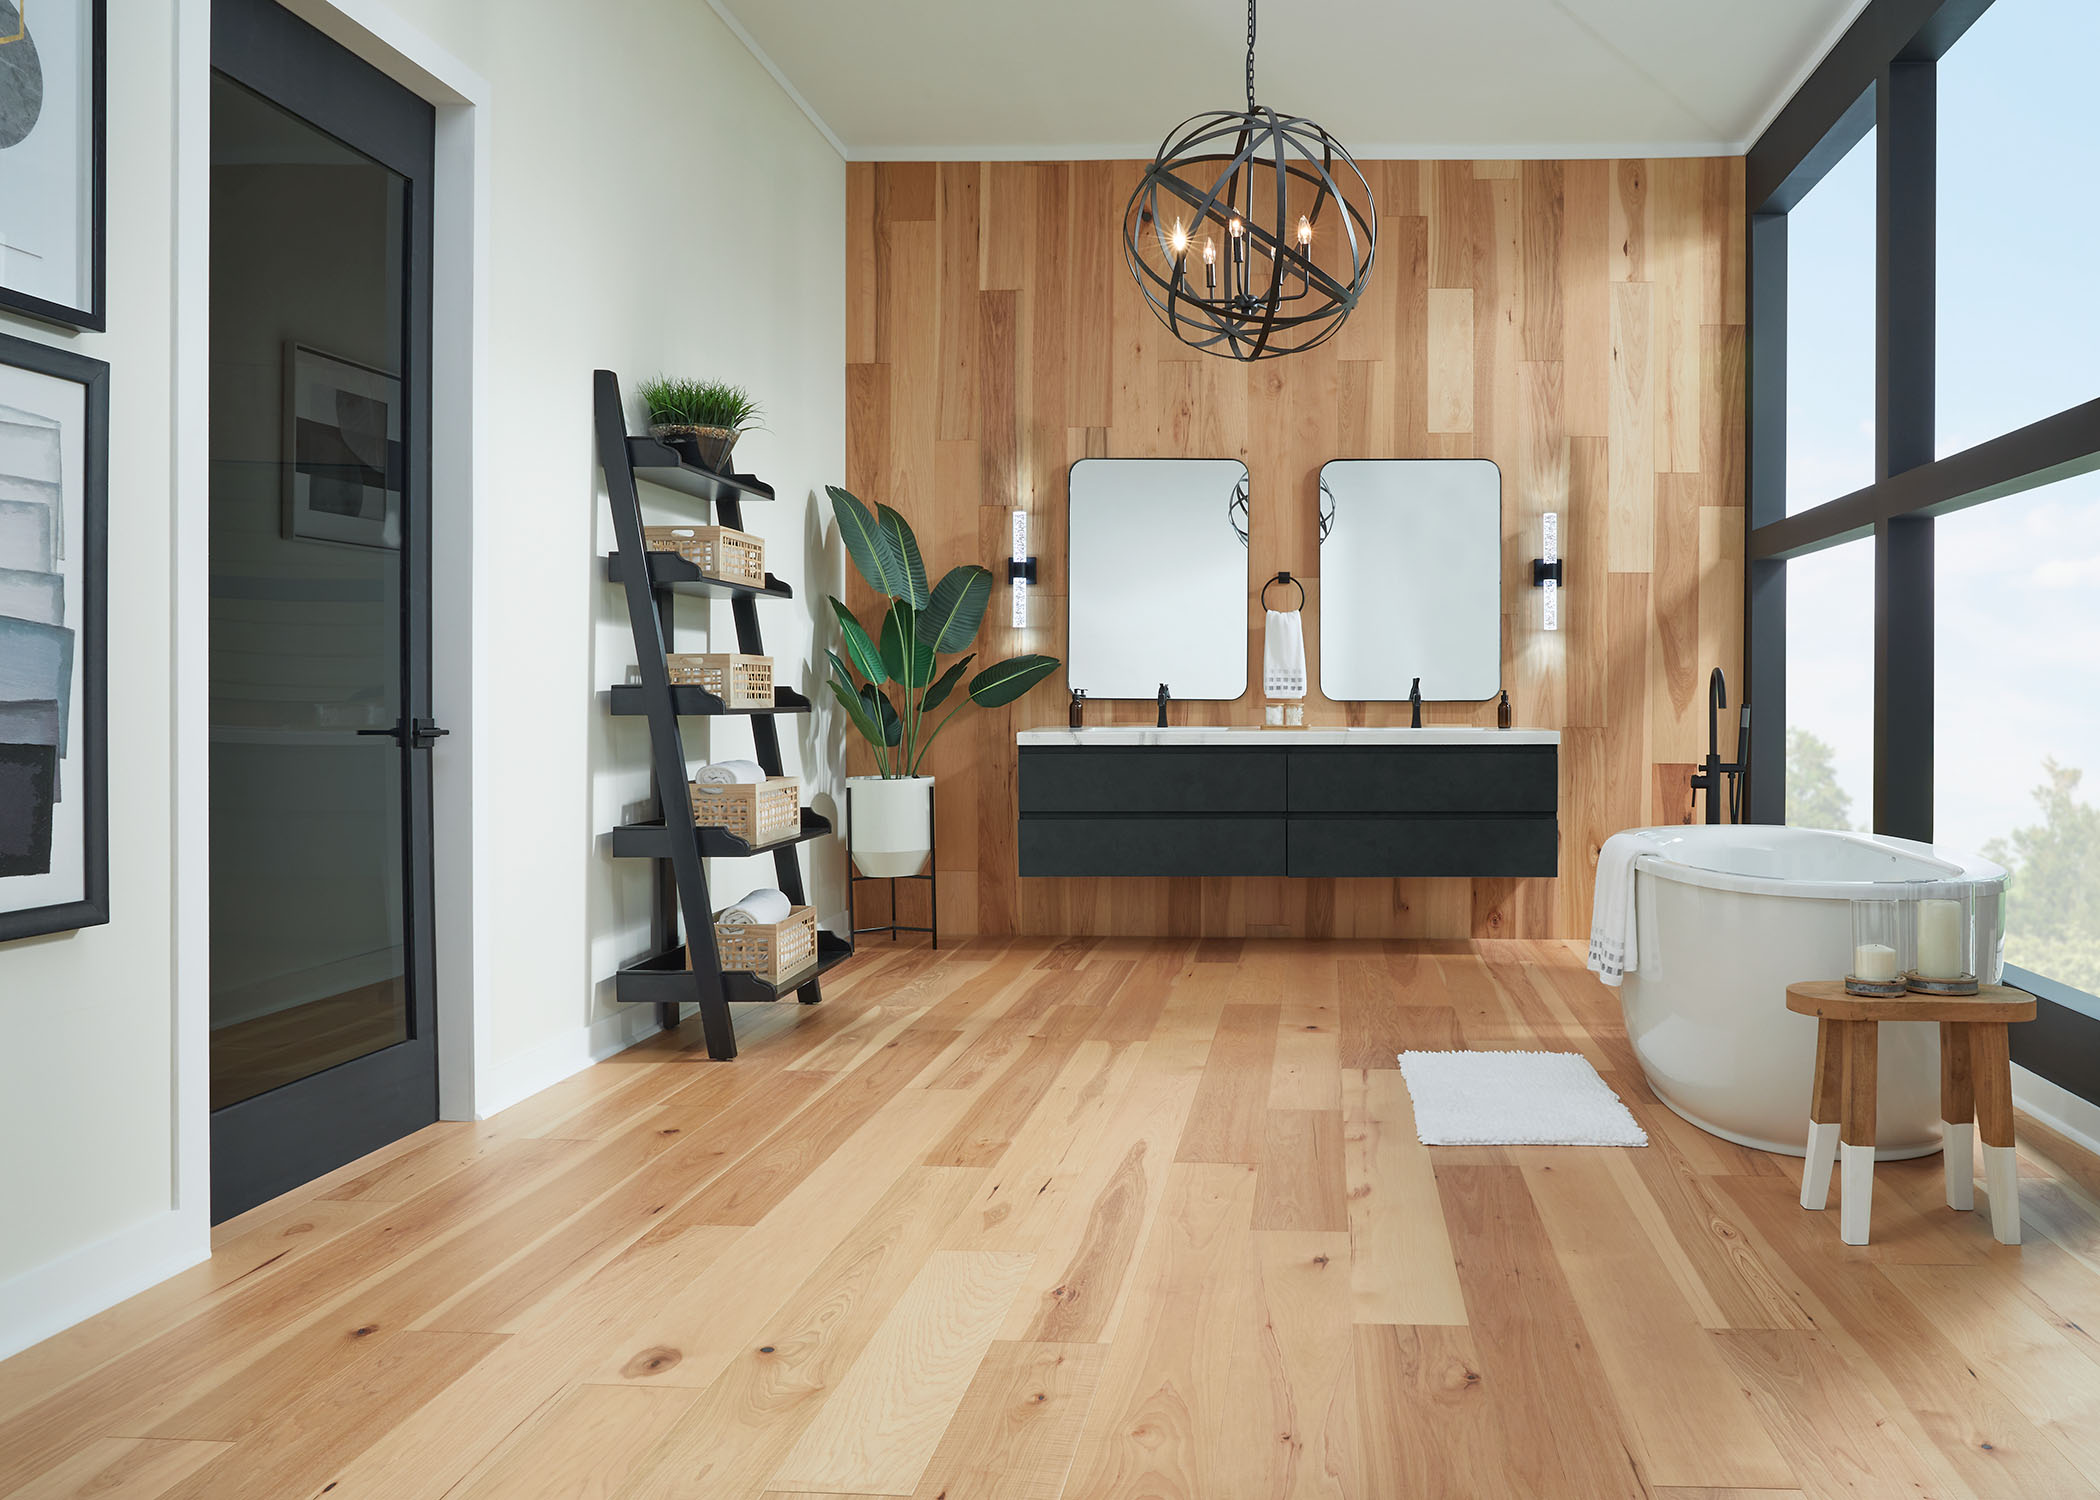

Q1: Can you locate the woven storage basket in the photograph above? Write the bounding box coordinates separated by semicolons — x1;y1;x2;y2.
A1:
666;653;773;709
714;904;818;986
689;775;800;847
642;524;767;588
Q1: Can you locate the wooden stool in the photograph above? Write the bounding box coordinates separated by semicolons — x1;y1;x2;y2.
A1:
1786;981;2035;1247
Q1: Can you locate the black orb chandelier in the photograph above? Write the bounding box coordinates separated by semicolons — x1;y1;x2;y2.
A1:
1123;0;1376;361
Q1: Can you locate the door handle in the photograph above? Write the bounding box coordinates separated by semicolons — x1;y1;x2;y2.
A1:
357;717;451;749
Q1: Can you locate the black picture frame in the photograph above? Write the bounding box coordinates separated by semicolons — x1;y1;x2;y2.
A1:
0;330;107;941
0;0;108;331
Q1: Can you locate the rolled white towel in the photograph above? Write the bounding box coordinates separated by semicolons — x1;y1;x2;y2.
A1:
693;758;766;787
719;888;793;927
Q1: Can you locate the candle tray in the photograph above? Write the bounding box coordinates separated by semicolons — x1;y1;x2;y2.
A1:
1904;971;1981;997
1844;975;1910;998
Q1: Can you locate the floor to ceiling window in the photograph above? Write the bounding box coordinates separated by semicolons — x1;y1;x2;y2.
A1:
1749;0;2100;1023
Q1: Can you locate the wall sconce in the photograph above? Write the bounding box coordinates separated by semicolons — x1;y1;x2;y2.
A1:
1007;507;1037;629
1531;512;1562;632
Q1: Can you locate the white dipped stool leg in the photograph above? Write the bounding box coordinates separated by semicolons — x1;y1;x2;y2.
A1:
1802;1018;1847;1213
1840;1144;1875;1246
1984;1145;2021;1245
1972;1022;2020;1246
1801;1121;1840;1210
1943;1121;1975;1211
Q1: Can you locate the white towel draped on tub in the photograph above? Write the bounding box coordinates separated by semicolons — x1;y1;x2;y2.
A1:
1263;609;1306;699
1586;829;1669;987
719;888;793;926
693;758;765;787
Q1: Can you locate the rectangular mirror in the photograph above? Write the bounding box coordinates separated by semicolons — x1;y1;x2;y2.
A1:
1319;458;1502;700
1068;457;1248;700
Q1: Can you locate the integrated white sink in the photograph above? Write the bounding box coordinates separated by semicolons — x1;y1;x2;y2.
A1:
1017;725;1561;747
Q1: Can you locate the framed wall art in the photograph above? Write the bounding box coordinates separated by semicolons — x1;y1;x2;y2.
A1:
0;329;106;941
0;0;107;330
282;342;403;550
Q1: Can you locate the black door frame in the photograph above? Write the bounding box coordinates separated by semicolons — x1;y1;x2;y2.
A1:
209;0;440;1221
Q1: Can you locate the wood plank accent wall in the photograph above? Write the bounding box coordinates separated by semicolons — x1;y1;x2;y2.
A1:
844;158;1745;940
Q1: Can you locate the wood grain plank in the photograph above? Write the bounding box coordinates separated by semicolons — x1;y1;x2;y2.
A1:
451;1383;698;1500
768;1251;1035;1495
1352;1324;1516;1497
1344;1069;1468;1326
6;1437;233;1500
1525;1157;1795;1489
1436;1165;1645;1499
1175;1003;1281;1163
906;1341;1106;1500
1253;1110;1349;1233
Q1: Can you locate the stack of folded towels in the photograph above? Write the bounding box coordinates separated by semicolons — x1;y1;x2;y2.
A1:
693;758;766;786
720;888;793;926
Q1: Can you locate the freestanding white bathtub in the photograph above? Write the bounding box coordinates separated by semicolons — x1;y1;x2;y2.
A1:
1616;826;2007;1159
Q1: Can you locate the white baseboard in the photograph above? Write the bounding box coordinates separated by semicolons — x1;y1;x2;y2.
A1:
2014;1063;2100;1160
0;1208;209;1363
473;1004;666;1120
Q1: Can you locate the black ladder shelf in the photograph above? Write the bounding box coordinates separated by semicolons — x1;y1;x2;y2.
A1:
596;369;852;1059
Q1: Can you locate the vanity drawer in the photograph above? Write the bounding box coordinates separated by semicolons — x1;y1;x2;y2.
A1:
1019;816;1286;876
1286;815;1558;878
1285;746;1557;815
1019;749;1285;815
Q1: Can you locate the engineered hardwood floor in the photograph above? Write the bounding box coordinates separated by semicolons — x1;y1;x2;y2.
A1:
8;937;2100;1498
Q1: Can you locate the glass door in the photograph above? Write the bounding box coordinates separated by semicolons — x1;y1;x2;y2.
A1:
208;0;438;1221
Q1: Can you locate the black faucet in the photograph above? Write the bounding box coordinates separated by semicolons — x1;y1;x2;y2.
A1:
1157;683;1170;728
1409;677;1423;729
1688;667;1748;824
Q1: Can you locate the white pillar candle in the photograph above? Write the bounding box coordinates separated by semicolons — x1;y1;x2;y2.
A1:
1916;898;1964;978
1852;943;1900;982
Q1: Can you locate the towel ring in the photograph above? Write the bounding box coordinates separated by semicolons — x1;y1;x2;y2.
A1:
1262;571;1305;612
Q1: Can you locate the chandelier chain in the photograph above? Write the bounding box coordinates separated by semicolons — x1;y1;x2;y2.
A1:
1245;0;1257;112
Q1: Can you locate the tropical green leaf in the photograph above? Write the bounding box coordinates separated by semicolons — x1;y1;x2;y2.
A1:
919;652;976;715
827;674;886;753
875;503;929;607
967;654;1061;707
828;598;887;685
922;566;992;655
860;683;904;746
828;485;909;599
878;601;935;689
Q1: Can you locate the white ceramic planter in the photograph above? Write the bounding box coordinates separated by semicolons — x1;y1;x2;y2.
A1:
847;775;934;878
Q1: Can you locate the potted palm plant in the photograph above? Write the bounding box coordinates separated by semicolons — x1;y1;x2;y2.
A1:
638;376;763;474
827;485;1058;877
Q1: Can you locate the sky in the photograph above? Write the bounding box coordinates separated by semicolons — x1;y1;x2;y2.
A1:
1783;0;2100;860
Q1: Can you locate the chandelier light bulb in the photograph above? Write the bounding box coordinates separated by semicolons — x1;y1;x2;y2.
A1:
1297;214;1312;248
1169;217;1189;257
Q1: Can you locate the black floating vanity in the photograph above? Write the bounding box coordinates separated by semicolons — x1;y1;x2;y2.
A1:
1017;728;1559;879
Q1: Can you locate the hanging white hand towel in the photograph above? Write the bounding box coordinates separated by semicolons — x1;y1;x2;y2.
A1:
1586;829;1669;987
1263;609;1306;699
719;888;793;926
692;758;766;786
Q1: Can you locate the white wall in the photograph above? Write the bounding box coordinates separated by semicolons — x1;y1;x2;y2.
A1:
0;0;844;1358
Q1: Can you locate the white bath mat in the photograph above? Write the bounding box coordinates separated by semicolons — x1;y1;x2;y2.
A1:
1397;1050;1649;1147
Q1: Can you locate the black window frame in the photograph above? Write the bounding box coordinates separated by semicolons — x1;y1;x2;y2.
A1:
1748;0;2100;1076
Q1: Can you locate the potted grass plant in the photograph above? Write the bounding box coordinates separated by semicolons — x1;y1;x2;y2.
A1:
638;376;763;474
827;485;1059;877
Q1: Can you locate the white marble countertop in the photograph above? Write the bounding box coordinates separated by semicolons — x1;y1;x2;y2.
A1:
1018;726;1561;747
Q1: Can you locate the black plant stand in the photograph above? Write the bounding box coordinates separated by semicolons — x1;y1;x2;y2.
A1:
596;369;851;1059
845;781;939;950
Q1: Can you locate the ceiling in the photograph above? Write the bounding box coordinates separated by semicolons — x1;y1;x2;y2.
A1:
709;0;1866;160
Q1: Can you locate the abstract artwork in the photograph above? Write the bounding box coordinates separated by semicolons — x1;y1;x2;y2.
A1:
0;331;105;942
283;343;403;550
0;0;105;329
